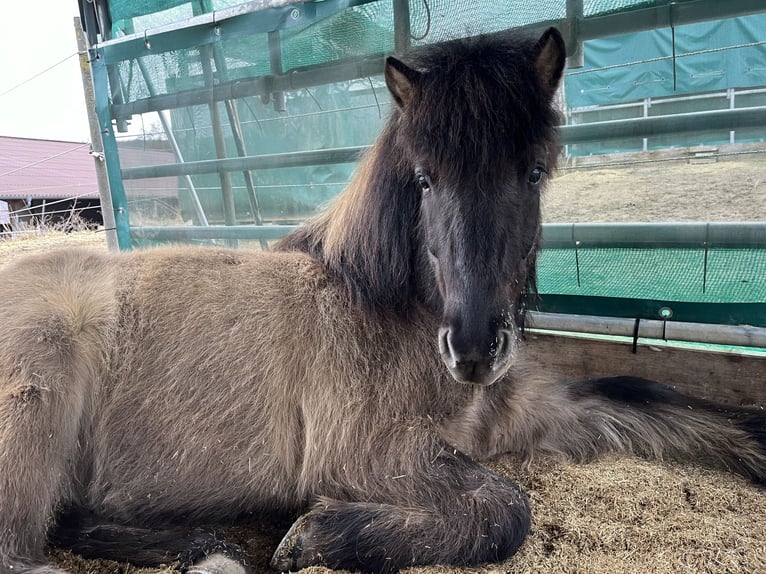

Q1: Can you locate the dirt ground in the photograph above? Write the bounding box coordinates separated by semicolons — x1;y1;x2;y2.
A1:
544;149;766;223
3;150;765;573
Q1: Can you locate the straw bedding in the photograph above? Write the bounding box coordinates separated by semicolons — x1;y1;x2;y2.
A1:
51;454;765;574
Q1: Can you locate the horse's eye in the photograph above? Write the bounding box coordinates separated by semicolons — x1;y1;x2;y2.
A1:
416;174;431;194
528;165;546;185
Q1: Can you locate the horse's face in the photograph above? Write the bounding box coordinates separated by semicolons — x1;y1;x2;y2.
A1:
415;154;544;387
385;29;565;386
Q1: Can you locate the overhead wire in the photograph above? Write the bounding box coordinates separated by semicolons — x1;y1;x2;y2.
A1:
0;142;91;178
3;193;100;216
0;52;82;98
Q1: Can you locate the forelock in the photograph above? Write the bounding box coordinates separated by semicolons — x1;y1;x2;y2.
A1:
394;31;560;182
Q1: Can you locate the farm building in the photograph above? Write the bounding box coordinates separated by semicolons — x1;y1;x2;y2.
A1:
0;135;180;234
0;136;100;232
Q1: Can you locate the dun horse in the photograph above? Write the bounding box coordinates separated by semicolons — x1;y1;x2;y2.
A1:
1;28;764;574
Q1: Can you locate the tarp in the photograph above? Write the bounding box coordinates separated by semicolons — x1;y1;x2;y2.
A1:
566;14;766;107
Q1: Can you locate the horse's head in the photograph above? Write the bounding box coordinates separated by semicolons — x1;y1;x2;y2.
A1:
385;28;565;386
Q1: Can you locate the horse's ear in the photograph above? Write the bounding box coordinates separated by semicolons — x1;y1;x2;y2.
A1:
533;27;566;99
385;56;420;108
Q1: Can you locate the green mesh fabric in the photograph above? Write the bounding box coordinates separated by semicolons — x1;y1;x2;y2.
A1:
537;248;766;303
107;0;668;36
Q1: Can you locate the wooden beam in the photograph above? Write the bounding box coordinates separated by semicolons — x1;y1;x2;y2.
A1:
523;332;766;406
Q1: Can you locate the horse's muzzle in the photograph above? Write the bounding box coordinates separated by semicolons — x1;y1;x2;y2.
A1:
438;327;517;386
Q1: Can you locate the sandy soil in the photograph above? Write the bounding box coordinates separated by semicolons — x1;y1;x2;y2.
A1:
3;151;765;573
544;152;766;223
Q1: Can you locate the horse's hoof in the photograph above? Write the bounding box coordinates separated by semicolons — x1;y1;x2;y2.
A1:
270;514;320;571
186;553;251;574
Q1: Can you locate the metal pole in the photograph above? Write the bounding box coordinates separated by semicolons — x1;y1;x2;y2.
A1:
559;105;766;145
729;88;736;144
92;0;128;132
75;16;119;250
223;100;269;249
642;98;649;152
527;311;766;349
393;0;411;52
111;55;387;120
133;57;209;226
121;146;367;180
565;0;584;68
205;30;268;247
267;31;287;112
200;46;238;246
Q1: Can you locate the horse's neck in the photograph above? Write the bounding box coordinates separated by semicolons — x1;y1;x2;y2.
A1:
277;128;435;316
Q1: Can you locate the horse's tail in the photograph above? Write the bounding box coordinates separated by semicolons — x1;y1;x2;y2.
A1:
441;375;766;484
554;376;766;482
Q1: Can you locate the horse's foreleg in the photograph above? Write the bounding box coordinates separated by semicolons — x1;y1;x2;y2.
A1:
271;454;530;572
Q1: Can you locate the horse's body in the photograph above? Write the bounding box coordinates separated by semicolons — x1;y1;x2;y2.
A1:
1;28;764;574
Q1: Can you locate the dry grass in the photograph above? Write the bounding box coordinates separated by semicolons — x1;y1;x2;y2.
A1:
0;230;106;267
48;455;766;574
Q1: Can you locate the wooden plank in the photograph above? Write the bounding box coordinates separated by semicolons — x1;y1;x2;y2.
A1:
522;332;766;406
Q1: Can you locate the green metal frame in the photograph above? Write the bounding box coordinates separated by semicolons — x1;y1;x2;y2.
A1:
96;0;379;65
543;222;766;249
90;52;132;250
127;222;766;249
537;295;766;327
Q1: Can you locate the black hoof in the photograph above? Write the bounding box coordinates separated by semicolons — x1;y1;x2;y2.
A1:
270;514;319;571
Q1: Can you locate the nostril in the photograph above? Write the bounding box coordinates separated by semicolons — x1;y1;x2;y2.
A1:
491;329;515;371
495;330;508;357
438;327;456;368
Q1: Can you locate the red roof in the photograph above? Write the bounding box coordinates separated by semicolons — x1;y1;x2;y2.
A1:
0;136;98;201
0;136;179;202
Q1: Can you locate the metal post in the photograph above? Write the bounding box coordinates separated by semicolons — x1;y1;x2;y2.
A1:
92;0;129;132
393;0;411;53
728;88;736;144
223;100;269;249
200;45;238;246
91;54;132;248
197;0;268;245
194;0;236;242
75;16;119;250
566;0;584;68
267;31;287;113
642;98;650;151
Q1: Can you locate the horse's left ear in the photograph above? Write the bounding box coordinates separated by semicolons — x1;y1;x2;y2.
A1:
385;56;421;108
533;27;566;99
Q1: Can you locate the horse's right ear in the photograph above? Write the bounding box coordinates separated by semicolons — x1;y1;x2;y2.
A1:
533;27;566;99
385;57;421;108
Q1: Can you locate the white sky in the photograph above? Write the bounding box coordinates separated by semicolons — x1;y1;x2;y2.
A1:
0;2;90;142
